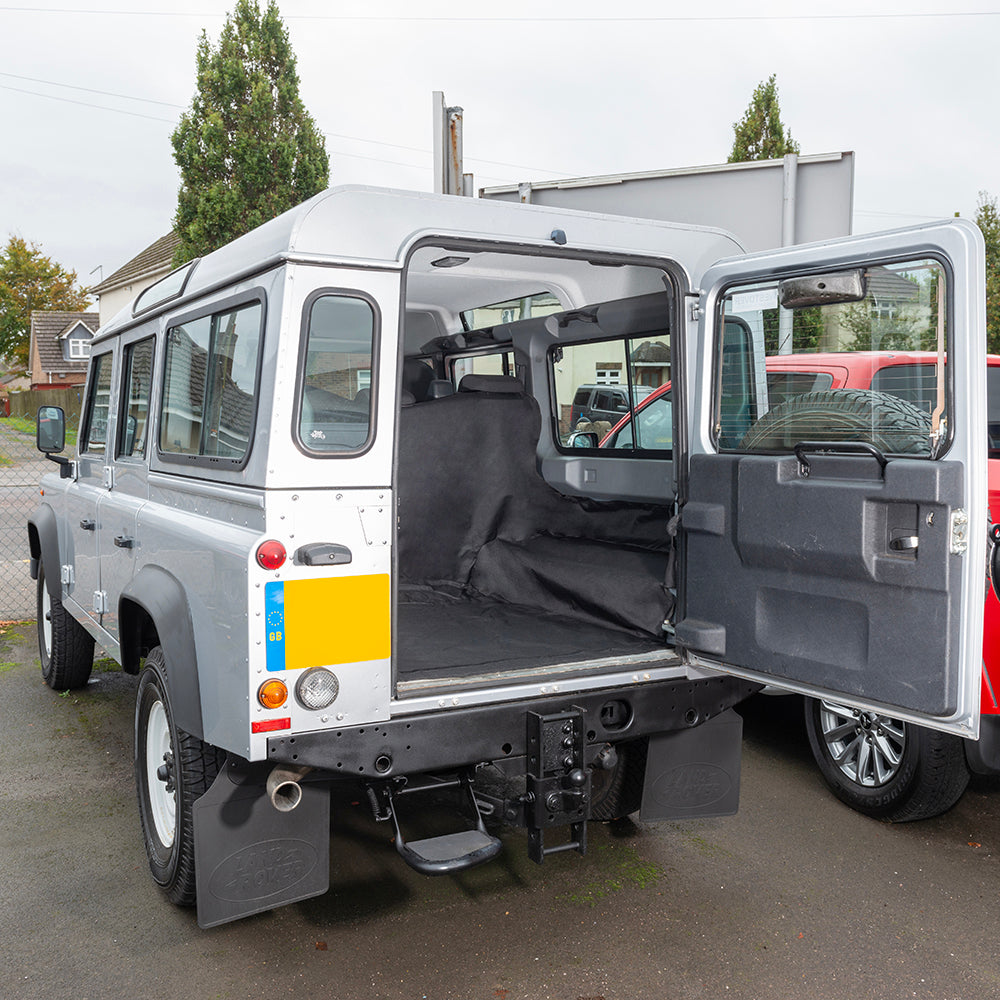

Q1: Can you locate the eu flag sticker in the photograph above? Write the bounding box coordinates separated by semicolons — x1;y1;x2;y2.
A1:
265;582;285;671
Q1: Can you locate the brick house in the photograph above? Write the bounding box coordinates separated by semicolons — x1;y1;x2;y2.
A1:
27;311;100;390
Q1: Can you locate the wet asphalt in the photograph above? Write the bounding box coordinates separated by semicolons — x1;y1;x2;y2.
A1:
3;621;1000;1000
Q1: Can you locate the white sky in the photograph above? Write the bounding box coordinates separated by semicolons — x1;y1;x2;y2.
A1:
2;1;998;291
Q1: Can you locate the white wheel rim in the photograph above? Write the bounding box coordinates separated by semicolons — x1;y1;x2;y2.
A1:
40;585;52;659
146;700;176;847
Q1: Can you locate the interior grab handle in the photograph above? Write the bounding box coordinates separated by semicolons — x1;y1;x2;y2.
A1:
794;440;889;477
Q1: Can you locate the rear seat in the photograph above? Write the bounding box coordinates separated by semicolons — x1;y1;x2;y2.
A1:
396;372;671;637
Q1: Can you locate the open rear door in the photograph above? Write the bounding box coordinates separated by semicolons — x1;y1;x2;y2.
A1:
675;220;986;737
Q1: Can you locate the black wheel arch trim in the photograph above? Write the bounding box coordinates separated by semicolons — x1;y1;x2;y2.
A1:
27;503;60;596
120;565;204;740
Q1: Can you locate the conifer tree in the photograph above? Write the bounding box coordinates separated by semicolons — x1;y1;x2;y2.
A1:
171;0;329;264
974;191;1000;354
728;74;800;163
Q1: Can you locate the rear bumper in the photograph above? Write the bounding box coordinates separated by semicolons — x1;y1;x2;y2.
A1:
266;674;761;775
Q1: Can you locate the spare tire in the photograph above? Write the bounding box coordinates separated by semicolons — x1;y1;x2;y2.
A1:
740;388;932;455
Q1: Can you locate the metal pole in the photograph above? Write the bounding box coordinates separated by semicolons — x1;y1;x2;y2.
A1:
777;153;799;355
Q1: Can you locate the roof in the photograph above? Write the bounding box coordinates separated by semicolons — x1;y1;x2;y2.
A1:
97;185;747;341
31;311;99;373
91;232;181;295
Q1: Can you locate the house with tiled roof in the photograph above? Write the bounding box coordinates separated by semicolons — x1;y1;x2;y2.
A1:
27;311;100;390
91;231;181;325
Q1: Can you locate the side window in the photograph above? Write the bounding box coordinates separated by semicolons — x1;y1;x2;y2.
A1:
82;352;114;455
160;300;263;462
118;338;154;459
297;294;376;454
553;334;669;451
718;259;947;457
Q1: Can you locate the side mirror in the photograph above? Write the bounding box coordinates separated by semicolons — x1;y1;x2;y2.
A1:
36;406;65;454
568;431;598;449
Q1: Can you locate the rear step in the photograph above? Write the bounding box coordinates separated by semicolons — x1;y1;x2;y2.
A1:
369;773;502;876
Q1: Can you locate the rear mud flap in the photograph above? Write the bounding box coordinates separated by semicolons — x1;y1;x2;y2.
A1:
193;759;330;928
639;709;743;821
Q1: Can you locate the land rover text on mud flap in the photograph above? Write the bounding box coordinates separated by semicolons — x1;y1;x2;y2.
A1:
28;187;987;927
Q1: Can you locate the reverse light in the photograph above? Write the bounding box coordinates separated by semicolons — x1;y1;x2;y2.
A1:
295;668;340;710
256;539;287;570
257;678;288;710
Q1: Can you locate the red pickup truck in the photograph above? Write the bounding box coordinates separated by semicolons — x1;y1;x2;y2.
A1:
599;350;1000;821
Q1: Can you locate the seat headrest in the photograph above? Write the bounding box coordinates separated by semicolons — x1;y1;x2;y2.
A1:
427;379;455;399
458;374;524;394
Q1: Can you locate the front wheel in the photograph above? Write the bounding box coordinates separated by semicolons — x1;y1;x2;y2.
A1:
134;648;225;906
36;562;94;690
804;697;969;822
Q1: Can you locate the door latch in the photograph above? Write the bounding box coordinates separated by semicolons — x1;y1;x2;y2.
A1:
950;509;969;555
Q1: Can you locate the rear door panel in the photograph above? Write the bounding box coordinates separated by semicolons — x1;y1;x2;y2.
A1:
678;220;986;737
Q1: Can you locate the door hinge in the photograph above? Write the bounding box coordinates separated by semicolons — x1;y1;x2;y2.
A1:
60;564;74;587
687;296;704;322
103;466;115;489
950;508;969;555
92;590;108;615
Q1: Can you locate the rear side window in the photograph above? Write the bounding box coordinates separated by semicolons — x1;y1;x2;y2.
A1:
82;352;114;455
297;294;376;454
159;300;263;462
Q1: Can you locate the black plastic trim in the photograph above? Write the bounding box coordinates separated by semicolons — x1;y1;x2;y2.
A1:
120;565;204;739
27;503;60;593
267;675;760;775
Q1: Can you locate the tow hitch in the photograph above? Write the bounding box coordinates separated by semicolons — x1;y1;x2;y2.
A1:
523;707;591;862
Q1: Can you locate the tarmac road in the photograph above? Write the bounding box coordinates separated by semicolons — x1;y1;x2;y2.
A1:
3;621;1000;1000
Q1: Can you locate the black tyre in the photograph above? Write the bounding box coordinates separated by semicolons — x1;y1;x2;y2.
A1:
135;647;226;906
804;697;969;822
590;739;647;821
740;388;931;455
36;562;94;690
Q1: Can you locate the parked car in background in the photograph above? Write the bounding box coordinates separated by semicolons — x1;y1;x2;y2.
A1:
599;350;1000;821
569;382;652;429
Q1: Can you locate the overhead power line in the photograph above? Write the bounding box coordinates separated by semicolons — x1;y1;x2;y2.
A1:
1;7;999;19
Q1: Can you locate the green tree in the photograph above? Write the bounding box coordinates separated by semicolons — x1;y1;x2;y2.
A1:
170;0;330;265
728;74;801;163
0;236;91;370
974;191;1000;354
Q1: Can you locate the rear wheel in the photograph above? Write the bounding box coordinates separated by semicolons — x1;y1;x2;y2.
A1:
590;739;647;821
804;697;969;822
134;647;225;906
36;562;94;690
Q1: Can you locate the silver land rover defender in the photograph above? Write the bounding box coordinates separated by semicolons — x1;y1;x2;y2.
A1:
28;187;988;927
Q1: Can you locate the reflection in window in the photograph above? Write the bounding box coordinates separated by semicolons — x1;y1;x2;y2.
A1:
719;260;947;457
119;338;154;458
298;295;375;453
84;353;113;454
160;301;263;461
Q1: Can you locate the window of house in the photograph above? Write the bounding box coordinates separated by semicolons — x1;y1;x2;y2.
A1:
159;299;263;462
297;294;376;454
68;337;91;360
594;368;620;385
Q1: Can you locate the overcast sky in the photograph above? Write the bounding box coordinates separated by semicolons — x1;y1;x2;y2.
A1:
2;0;998;294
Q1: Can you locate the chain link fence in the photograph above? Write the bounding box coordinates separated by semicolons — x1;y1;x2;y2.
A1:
0;400;80;621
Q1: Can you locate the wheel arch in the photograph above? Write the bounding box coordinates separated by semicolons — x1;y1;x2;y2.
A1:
121;566;204;740
27;503;60;595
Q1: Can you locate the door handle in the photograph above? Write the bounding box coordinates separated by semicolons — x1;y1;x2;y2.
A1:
294;542;352;566
79;518;96;531
113;535;134;549
889;535;919;552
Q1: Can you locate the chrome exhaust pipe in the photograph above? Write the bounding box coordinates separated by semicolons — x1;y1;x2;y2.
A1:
266;765;313;812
